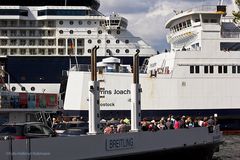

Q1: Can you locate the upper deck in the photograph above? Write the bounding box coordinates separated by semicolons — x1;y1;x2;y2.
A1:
165;5;226;28
0;0;100;10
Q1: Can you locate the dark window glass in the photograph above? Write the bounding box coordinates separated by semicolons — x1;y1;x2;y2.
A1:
38;9;88;16
59;21;63;25
117;30;121;34
220;42;240;51
87;30;91;34
59;30;63;34
116;39;120;44
116;49;120;53
223;66;228;73
106;40;110;44
31;87;35;91
204;66;208;74
218;66;222;74
125;40;129;44
125;49;129;53
98;30;102;34
88;39;92;44
0;9;28;16
232;66;236;74
238;66;240;73
210;66;214;74
190;66;194;74
88;49;91;53
108;30;111;34
69;21;74;25
21;87;26;91
97;40;101;44
195;66;200;73
70;30;73;34
11;87;16;91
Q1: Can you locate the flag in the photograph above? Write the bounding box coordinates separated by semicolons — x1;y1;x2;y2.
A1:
70;39;75;49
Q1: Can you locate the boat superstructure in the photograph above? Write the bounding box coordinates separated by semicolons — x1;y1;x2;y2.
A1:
63;3;240;130
0;0;156;94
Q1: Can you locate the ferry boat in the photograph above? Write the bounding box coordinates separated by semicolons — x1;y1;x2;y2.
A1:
63;2;240;131
0;0;156;94
0;49;223;160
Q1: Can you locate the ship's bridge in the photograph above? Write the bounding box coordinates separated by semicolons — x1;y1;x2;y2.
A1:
165;5;226;51
0;0;100;10
103;13;128;30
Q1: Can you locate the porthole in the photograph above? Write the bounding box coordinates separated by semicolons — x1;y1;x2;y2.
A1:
59;21;63;25
59;30;63;34
79;21;83;25
70;30;73;34
2;86;6;91
106;49;111;53
87;21;91;25
125;40;129;44
97;39;101;44
69;21;74;25
98;30;102;34
21;87;26;91
117;30;121;34
88;39;92;44
116;49;120;53
11;87;16;91
31;87;35;91
125;49;129;53
88;49;92;53
87;30;91;34
108;30;111;34
116;39;120;44
106;40;110;44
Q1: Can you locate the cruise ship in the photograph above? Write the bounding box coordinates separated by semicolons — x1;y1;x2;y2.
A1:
64;2;240;130
0;0;156;94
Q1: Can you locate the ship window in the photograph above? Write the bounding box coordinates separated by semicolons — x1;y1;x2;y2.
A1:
98;30;102;34
59;30;63;34
58;49;64;55
116;49;120;53
210;19;217;23
21;87;26;91
31;87;35;91
87;21;91;25
125;49;129;53
77;39;84;46
38;9;88;16
203;19;209;23
97;40;101;44
79;21;83;25
77;49;84;55
232;66;236;74
106;49;111;53
59;21;63;25
69;30;74;34
106;40;110;44
0;9;28;16
108;30;111;34
210;66;214;74
195;19;200;22
87;30;91;34
125;40;129;44
220;42;240;51
218;66;222;74
117;30;121;34
88;49;92;53
20;49;26;55
190;66;194;74
116;39;120;44
238;66;240;73
69;21;74;25
186;20;191;27
183;22;186;28
204;66;208;74
223;66;228;73
195;66;200;73
11;87;16;91
88;39;92;44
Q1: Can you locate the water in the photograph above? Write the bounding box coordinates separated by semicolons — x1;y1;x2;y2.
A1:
213;135;240;160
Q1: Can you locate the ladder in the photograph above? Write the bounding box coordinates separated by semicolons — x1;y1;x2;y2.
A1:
140;58;149;73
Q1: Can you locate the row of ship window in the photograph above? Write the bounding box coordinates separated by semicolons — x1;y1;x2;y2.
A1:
190;65;240;74
58;29;121;35
1;86;35;92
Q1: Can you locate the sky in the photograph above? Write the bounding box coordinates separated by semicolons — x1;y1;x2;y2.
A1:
99;0;233;52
